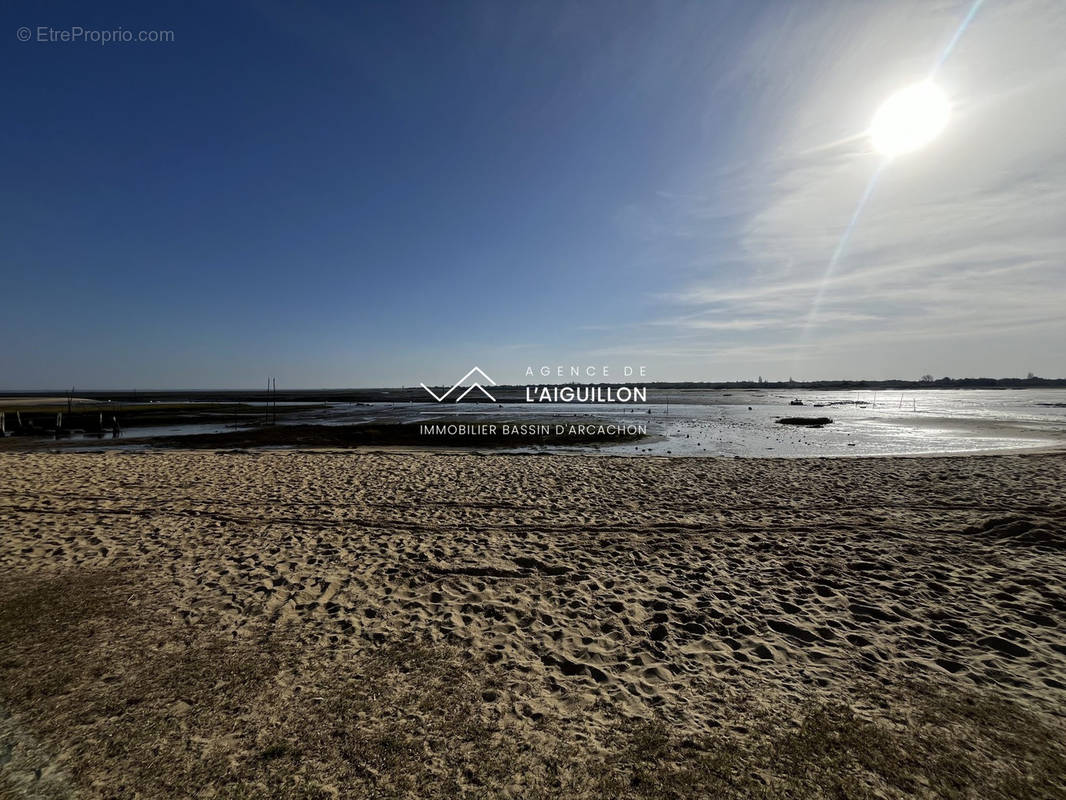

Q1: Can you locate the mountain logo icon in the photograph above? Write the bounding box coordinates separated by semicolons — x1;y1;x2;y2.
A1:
420;366;498;402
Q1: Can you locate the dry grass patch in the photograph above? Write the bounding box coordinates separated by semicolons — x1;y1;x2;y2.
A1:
1;569;1064;799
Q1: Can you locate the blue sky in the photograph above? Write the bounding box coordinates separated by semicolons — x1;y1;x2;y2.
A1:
3;0;1064;388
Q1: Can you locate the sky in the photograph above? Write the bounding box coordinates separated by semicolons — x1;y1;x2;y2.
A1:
2;0;1064;389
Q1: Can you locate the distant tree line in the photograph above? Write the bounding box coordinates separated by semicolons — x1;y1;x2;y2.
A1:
642;376;1066;390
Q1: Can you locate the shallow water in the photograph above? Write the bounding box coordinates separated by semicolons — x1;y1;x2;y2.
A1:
57;388;1066;458
297;388;1066;458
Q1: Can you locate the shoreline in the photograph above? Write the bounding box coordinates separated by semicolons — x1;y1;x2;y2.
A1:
3;416;1063;460
4;389;1064;460
17;438;1066;460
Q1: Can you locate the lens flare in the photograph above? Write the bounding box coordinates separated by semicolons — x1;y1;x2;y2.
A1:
870;83;949;157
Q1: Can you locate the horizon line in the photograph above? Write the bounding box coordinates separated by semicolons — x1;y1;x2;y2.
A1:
2;376;1065;395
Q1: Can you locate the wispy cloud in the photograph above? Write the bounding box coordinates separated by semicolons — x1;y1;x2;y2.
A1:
632;0;1066;379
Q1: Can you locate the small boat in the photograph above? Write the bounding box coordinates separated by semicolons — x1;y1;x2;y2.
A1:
789;398;804;406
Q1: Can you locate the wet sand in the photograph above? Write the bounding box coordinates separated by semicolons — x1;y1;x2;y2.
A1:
1;450;1064;798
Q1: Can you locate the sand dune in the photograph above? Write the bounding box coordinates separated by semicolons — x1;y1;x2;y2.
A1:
1;450;1064;797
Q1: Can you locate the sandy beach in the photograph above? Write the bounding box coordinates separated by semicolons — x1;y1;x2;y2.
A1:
2;449;1065;798
8;0;1066;795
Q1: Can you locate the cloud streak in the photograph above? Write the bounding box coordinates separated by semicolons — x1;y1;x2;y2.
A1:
635;0;1066;380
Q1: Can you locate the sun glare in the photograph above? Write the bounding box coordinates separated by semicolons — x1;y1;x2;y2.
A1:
870;82;949;157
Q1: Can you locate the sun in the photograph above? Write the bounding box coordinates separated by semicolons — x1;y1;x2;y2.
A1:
870;82;950;157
